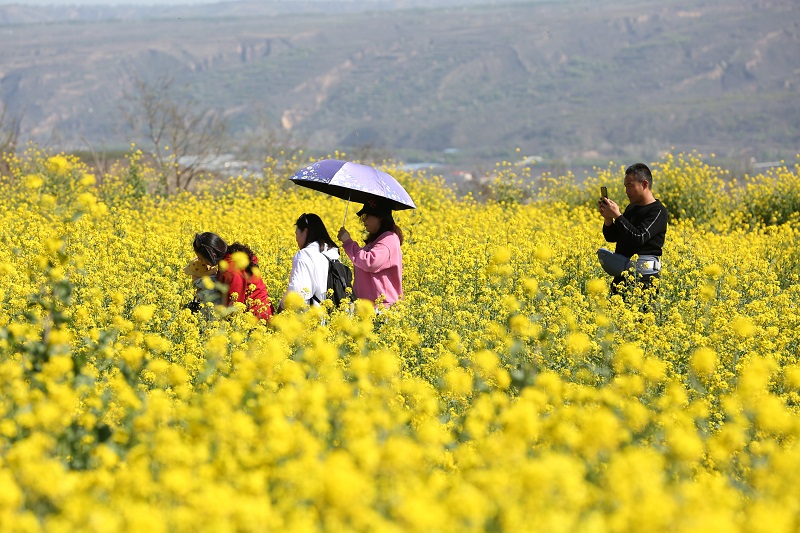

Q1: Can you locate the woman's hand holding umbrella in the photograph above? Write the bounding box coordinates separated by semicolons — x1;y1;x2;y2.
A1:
338;227;351;243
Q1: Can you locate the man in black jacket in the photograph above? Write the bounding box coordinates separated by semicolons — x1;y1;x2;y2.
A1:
598;163;668;295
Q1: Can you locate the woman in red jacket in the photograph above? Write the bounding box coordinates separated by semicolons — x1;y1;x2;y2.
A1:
192;232;274;322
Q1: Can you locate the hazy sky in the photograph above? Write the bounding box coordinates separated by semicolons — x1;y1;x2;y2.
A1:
0;0;236;4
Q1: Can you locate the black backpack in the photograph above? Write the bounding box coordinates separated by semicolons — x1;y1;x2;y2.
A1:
312;257;354;307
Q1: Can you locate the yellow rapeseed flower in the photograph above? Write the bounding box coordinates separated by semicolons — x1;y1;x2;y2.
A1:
119;346;145;370
144;334;171;353
534;246;553;261
24;174;44;189
231;251;250;270
444;367;473;397
355;298;376;320
0;470;23;509
76;192;97;209
566;332;592;357
45;155;70;174
614;343;644;373
691;347;718;376
586;278;606;296
132;304;156;323
3;147;800;530
502;295;520;313
369;350;400;381
703;264;723;279
730;315;755;338
521;277;539;296
491;246;512;265
39;194;56;208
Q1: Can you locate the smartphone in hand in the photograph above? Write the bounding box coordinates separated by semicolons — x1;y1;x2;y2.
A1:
600;186;608;200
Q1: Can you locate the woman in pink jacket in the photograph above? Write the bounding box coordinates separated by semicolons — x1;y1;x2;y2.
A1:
337;199;403;307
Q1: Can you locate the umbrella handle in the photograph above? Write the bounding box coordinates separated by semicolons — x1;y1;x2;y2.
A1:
343;193;351;228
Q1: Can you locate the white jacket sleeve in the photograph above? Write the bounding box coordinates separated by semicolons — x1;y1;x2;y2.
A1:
283;252;315;304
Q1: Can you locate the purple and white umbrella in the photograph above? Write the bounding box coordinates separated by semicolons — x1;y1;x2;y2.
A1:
290;159;416;212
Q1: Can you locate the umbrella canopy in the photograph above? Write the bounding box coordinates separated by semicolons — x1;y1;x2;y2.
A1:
290;159;416;212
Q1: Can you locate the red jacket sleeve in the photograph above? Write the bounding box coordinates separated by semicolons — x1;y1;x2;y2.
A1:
219;269;248;306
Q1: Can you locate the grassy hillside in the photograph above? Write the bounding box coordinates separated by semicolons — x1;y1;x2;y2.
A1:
0;0;797;165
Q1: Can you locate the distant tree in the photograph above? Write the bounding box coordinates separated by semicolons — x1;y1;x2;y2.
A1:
232;106;306;180
121;74;229;194
345;142;394;166
0;103;22;176
76;137;122;188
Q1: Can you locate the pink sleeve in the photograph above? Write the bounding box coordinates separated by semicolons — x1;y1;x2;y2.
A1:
343;239;392;274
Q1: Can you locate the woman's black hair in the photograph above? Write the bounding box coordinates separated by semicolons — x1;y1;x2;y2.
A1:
365;212;404;245
193;232;228;266
296;213;338;251
226;242;259;275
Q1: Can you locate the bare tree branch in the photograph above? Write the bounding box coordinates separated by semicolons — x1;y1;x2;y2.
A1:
0;103;22;175
120;72;229;194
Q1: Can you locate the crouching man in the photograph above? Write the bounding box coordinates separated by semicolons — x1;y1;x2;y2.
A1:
597;163;669;296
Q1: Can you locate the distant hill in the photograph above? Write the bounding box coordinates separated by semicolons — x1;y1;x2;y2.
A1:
0;0;798;167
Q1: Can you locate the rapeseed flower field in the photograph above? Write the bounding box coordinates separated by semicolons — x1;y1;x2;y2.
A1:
1;146;799;532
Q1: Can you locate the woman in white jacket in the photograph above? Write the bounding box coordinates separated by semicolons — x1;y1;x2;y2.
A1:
279;213;340;310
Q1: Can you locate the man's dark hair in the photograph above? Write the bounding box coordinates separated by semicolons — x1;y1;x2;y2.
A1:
625;163;653;189
296;213;337;251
